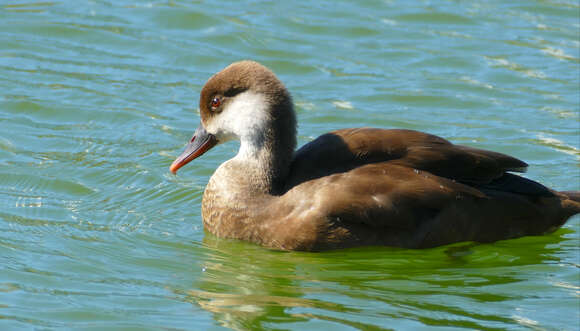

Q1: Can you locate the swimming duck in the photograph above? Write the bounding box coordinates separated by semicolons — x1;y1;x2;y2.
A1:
170;60;580;251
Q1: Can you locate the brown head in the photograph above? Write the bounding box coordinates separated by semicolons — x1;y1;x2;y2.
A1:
170;61;297;176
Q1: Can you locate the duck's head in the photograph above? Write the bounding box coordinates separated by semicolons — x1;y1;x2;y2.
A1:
170;61;295;174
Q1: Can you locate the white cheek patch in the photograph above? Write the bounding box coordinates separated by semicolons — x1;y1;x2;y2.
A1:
205;91;270;160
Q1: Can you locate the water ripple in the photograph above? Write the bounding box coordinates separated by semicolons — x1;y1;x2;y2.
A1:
0;0;578;330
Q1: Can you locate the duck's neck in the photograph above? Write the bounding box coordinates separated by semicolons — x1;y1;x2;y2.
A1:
235;123;296;194
212;100;296;195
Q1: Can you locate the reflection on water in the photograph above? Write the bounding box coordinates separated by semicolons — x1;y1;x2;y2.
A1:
185;232;573;330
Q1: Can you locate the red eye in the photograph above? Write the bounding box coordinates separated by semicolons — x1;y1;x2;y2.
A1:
211;97;221;109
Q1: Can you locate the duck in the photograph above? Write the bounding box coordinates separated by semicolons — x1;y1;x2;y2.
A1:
170;60;580;251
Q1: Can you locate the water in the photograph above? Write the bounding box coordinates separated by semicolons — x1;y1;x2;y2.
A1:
0;0;579;329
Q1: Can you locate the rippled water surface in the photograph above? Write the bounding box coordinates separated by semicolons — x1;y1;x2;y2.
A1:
1;1;579;330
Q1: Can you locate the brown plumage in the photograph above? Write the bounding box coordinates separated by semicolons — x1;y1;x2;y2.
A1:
170;60;580;251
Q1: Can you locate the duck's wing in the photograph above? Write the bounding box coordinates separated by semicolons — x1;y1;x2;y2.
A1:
286;128;528;188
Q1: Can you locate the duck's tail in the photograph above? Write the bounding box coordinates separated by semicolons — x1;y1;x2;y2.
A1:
561;190;580;204
558;191;580;219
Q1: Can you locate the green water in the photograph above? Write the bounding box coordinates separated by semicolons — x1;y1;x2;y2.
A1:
1;0;579;330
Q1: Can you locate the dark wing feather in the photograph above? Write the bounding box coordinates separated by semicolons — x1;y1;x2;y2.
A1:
286;128;528;188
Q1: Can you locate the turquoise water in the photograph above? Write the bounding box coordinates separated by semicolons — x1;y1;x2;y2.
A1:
1;0;579;329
